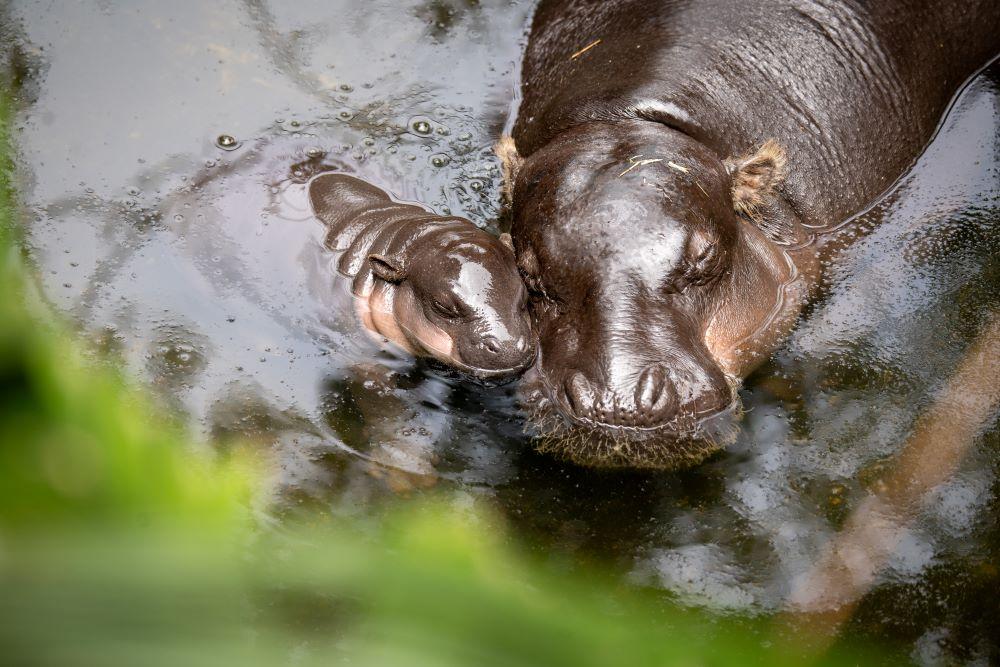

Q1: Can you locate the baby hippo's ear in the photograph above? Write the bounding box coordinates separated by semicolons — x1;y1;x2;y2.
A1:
724;139;787;219
368;254;407;283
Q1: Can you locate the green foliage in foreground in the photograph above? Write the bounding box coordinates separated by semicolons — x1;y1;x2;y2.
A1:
0;90;878;666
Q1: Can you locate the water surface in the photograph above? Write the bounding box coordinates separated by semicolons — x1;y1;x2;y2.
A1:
3;2;998;663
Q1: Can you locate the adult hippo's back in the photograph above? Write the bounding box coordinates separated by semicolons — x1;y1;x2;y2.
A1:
501;1;1000;468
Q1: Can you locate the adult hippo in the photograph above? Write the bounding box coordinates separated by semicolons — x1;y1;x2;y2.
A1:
499;0;1000;468
310;173;535;380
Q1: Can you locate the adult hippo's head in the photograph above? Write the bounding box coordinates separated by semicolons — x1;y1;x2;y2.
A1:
501;120;805;468
310;173;535;380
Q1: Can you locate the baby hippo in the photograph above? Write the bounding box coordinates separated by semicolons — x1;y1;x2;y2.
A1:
309;173;535;379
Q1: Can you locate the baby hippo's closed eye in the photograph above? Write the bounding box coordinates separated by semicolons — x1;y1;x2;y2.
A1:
309;173;535;379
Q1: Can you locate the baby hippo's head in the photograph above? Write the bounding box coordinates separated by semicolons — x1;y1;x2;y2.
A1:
310;173;535;380
376;229;534;379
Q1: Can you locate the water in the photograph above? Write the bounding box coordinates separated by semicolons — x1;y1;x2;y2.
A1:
3;2;998;663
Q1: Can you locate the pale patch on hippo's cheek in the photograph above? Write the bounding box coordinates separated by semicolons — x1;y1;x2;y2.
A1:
703;242;803;377
391;286;458;365
354;282;420;357
703;314;743;378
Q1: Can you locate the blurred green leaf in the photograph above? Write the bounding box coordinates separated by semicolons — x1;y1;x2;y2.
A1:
0;85;886;667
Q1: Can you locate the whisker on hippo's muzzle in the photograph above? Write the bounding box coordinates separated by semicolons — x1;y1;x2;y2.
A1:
518;378;743;470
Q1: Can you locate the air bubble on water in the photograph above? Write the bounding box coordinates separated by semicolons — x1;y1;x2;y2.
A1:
173;214;184;222
435;126;450;136
290;120;301;128
338;109;354;120
339;83;353;92
458;132;472;141
215;134;240;150
431;154;451;168
126;186;141;197
306;147;322;157
405;154;416;162
362;137;375;147
410;117;433;135
387;145;398;154
469;179;484;192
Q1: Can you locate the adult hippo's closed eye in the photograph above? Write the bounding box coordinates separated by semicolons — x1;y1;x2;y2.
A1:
309;173;535;380
501;0;1000;469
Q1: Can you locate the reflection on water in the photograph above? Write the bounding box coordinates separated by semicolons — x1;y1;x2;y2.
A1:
3;2;998;663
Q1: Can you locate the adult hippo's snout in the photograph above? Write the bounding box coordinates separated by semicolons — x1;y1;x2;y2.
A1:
561;363;730;429
543;293;736;430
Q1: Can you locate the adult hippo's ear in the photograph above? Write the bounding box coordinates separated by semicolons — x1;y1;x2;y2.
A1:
724;139;787;220
368;254;407;284
495;136;523;205
499;232;514;252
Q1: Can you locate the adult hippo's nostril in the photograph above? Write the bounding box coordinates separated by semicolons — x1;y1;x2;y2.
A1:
559;365;681;427
564;371;596;418
634;365;677;424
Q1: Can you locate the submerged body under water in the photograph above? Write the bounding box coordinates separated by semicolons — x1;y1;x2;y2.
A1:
3;1;998;663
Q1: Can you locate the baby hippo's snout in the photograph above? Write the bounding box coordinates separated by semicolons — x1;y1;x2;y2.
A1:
458;331;534;379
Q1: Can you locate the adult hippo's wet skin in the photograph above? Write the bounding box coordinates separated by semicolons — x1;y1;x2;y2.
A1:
500;1;1000;468
309;173;535;380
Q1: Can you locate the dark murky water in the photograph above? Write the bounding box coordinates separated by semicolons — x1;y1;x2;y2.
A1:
3;2;998;663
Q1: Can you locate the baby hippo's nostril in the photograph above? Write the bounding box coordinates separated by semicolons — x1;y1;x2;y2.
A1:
564;371;595;418
635;365;677;420
481;336;502;354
